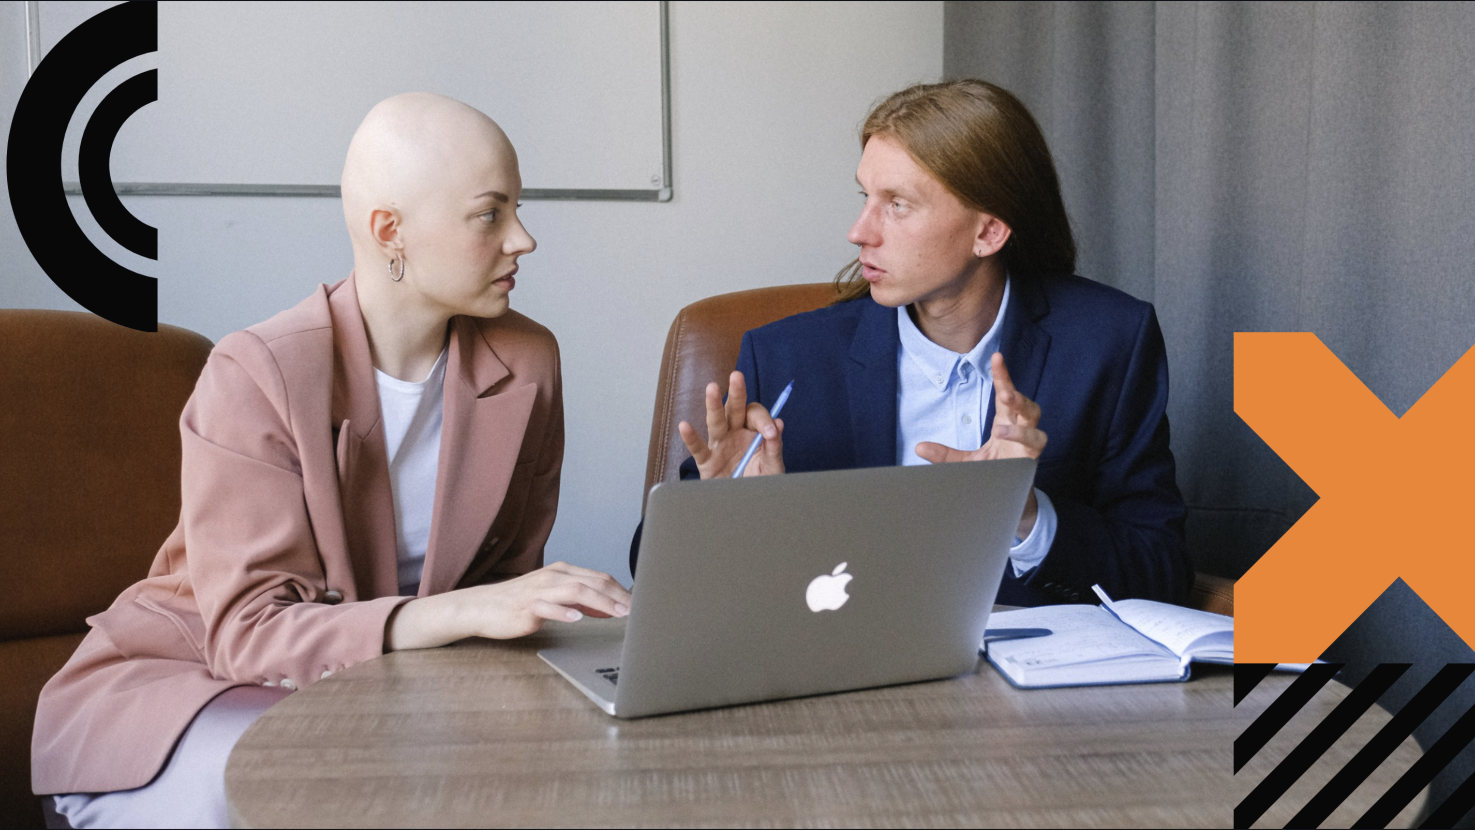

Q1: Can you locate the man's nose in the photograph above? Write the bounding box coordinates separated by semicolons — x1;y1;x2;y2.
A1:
847;206;877;246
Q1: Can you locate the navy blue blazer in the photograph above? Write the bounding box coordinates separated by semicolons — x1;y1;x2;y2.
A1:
633;274;1189;607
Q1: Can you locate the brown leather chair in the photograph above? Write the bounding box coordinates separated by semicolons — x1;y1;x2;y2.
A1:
1189;572;1234;616
0;310;214;827
642;284;1235;617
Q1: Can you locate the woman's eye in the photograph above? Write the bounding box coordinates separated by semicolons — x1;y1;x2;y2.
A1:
480;210;499;223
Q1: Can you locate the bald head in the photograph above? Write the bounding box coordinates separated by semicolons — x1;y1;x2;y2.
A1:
342;92;518;250
341;93;536;359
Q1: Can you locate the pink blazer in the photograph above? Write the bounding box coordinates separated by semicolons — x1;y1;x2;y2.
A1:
31;275;563;794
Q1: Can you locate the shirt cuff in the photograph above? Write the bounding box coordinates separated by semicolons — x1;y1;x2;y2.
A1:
1008;487;1057;578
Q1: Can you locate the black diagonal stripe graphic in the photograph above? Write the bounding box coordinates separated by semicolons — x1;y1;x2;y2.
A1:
1292;664;1475;828
1234;664;1408;828
1237;663;1279;706
1421;763;1475;829
1236;662;1343;774
1356;697;1475;828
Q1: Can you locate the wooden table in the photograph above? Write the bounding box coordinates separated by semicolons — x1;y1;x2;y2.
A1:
225;618;1424;828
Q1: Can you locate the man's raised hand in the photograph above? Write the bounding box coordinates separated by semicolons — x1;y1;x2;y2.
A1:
915;353;1046;465
677;371;786;479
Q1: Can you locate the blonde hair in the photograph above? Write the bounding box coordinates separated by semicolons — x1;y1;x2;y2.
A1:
834;79;1077;303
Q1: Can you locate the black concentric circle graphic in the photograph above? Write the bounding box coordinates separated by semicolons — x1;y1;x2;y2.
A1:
7;1;158;331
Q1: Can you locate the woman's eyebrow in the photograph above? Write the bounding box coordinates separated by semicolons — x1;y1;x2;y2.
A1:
474;190;511;204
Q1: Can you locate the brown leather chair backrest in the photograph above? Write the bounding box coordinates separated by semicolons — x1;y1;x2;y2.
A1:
643;283;836;510
1190;572;1235;617
0;310;213;826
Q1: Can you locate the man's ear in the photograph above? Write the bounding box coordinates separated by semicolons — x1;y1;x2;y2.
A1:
973;214;1012;259
368;206;403;257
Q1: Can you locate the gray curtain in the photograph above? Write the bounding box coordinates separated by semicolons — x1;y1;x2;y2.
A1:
946;1;1475;578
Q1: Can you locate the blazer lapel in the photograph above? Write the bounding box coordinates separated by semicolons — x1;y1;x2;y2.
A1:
983;276;1052;438
845;299;900;468
419;317;535;596
328;276;400;599
281;282;360;601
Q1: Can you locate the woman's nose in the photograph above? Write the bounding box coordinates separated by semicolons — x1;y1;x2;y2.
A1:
507;220;536;255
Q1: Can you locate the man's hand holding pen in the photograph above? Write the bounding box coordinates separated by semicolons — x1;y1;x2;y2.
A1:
679;371;789;479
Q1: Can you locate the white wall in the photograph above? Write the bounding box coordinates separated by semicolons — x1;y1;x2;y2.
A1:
1;1;943;583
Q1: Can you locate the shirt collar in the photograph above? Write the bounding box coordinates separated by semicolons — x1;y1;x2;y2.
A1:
897;276;1012;389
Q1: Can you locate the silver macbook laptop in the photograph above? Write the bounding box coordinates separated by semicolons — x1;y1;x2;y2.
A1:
539;457;1036;718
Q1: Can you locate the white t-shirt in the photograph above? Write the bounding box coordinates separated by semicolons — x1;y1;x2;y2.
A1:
375;348;447;595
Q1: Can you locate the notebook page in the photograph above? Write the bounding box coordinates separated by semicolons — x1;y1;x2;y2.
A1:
1095;592;1233;659
986;605;1174;670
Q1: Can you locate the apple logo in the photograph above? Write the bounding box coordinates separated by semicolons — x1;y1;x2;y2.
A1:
806;562;854;612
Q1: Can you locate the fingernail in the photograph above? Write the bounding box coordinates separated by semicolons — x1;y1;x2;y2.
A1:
615;603;630;616
566;609;583;621
764;426;776;439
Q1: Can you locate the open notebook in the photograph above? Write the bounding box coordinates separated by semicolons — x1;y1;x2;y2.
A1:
984;585;1233;688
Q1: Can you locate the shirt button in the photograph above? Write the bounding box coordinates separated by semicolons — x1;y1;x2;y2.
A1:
962;415;973;424
323;590;344;605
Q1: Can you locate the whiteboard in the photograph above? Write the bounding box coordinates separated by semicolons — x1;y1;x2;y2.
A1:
44;1;671;200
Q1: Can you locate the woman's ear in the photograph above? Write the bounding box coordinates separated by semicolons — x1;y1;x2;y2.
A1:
973;214;1012;258
368;206;404;257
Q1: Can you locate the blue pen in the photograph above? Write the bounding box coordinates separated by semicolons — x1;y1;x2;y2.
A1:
732;380;794;478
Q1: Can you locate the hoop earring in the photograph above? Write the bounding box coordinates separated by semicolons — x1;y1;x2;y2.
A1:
388;256;405;282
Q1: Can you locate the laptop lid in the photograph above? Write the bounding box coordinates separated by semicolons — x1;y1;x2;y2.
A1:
607;457;1036;718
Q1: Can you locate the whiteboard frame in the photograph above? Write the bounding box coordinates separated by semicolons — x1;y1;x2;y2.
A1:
45;0;674;203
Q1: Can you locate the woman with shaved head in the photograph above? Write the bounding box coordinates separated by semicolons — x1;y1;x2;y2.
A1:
33;93;630;828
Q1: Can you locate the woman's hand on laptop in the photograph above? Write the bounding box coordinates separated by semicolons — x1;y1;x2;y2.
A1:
384;563;632;651
678;370;786;479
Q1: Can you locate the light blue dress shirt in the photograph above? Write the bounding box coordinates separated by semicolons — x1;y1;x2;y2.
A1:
895;277;1058;576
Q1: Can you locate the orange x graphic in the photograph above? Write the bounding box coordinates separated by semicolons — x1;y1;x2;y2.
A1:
1235;332;1475;662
